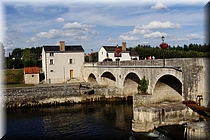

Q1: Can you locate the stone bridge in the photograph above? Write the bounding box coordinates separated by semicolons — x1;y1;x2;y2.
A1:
82;58;209;108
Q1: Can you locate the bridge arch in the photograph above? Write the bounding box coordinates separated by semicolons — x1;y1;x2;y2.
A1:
152;74;182;103
87;73;97;84
100;71;116;86
123;72;141;96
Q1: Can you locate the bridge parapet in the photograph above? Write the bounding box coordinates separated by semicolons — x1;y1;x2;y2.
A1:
86;58;199;67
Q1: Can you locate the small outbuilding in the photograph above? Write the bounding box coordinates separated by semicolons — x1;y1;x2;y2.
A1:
24;67;40;84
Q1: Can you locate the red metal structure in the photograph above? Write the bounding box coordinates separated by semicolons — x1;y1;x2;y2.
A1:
114;47;121;57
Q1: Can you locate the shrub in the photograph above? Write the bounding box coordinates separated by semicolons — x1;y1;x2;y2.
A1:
4;69;24;84
137;76;149;94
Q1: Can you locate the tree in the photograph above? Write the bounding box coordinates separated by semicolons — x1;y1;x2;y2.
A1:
12;48;22;56
23;59;35;67
137;76;149;94
22;48;37;67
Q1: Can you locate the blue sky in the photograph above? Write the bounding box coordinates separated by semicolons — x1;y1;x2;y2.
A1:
0;0;208;56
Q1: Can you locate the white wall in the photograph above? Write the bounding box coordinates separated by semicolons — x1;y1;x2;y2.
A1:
98;47;132;62
43;51;84;84
98;47;107;62
41;47;47;83
25;74;39;84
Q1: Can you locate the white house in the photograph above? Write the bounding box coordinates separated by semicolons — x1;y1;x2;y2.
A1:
42;41;84;84
98;42;139;62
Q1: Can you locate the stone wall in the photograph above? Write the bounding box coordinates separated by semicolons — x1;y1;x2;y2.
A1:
3;85;127;108
84;58;210;107
185;121;210;140
132;102;199;132
133;94;153;107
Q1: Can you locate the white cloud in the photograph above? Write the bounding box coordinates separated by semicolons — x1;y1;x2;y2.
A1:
119;35;139;41
143;31;167;39
170;34;205;42
35;21;97;41
36;29;61;39
127;25;151;35
141;21;182;29
91;30;99;35
125;21;181;36
108;38;115;42
151;2;168;10
26;37;38;43
186;34;205;40
63;22;95;29
55;17;64;22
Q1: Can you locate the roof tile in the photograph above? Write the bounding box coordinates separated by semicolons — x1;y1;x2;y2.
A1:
24;67;39;74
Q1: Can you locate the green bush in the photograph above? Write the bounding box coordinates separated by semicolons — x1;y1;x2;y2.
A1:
4;69;24;84
137;76;149;94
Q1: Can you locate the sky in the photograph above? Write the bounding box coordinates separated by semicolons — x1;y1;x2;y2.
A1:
0;0;209;56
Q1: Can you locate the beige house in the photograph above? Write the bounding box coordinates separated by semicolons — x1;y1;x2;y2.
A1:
24;67;40;84
98;42;139;62
42;41;84;84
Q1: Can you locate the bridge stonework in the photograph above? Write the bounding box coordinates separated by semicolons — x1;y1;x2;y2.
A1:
82;58;210;108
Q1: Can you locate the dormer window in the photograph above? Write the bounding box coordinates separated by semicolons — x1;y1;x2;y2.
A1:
50;52;54;56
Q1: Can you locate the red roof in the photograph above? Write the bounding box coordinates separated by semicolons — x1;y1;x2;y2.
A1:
24;67;39;74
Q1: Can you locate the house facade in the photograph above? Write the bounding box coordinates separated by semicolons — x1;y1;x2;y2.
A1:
42;41;84;84
98;42;139;62
24;67;40;84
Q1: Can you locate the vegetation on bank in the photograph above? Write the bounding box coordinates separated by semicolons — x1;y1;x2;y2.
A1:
4;69;24;84
5;84;35;88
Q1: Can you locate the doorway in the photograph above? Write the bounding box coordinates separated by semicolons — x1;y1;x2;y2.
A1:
70;70;74;78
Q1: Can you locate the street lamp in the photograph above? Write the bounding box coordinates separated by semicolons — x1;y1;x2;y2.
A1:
159;36;168;67
90;49;95;66
115;44;121;67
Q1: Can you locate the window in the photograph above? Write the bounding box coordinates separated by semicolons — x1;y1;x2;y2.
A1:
50;59;54;65
69;59;75;64
50;69;54;72
50;52;54;56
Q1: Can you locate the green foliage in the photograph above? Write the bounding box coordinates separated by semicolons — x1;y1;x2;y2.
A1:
137;76;149;94
85;52;98;62
6;58;24;69
4;69;24;84
134;43;210;59
23;59;36;67
12;48;22;56
6;46;42;69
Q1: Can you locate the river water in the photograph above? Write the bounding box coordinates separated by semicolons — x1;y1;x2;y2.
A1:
2;102;183;140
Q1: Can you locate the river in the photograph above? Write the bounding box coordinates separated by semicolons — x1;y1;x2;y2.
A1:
2;102;184;140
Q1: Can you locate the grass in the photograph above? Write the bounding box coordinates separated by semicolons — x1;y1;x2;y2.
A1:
5;84;35;88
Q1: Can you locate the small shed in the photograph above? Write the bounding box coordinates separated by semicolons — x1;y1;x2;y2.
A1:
24;67;40;84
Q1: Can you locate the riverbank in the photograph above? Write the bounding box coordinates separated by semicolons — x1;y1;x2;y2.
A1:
3;83;132;108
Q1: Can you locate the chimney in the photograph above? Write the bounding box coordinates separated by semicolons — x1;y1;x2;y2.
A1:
122;42;126;51
60;41;65;51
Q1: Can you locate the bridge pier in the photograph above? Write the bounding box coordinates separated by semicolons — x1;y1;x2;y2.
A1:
185;121;210;140
132;102;199;132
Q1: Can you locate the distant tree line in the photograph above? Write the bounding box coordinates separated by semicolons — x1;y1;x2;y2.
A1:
128;43;210;59
5;47;42;69
5;43;210;69
85;52;98;62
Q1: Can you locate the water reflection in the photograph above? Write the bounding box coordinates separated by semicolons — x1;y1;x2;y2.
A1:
3;102;178;140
